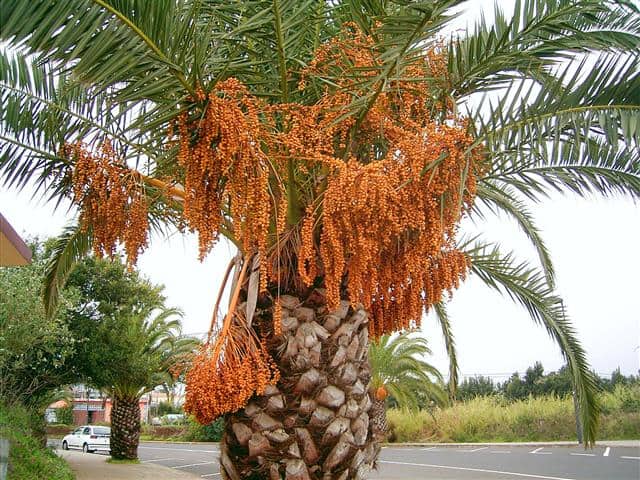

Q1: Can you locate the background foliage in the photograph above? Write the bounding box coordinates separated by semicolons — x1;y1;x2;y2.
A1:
0;402;74;480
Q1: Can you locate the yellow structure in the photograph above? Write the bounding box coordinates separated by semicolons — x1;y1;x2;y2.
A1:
0;212;31;266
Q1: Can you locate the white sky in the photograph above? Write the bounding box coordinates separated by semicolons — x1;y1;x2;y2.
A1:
1;0;639;382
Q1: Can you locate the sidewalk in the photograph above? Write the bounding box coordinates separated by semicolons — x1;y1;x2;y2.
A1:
58;451;201;480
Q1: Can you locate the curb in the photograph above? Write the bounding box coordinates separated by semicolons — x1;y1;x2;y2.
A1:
141;440;220;445
381;440;640;448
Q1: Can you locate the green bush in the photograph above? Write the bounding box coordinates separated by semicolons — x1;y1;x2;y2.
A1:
140;418;224;442
140;424;188;441
0;403;74;480
183;417;224;442
56;406;74;426
387;385;640;443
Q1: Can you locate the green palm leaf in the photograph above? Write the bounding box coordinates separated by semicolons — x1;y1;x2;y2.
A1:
433;302;460;401
449;0;640;96
463;239;601;446
370;333;448;410
43;223;93;319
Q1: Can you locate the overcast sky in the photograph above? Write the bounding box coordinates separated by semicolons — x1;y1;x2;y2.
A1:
1;0;639;382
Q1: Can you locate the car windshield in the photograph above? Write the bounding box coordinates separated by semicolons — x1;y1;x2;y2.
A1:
93;427;110;435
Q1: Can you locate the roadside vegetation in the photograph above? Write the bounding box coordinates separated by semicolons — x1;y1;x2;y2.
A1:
0;239;198;467
139;417;225;442
387;373;640;443
0;403;74;480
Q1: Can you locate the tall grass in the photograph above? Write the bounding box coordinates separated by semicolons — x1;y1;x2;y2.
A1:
387;384;640;443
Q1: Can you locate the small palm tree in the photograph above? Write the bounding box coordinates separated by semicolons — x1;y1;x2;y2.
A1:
369;333;447;438
74;304;197;459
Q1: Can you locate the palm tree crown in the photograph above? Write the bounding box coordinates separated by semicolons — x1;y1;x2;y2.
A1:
369;333;448;411
1;0;639;447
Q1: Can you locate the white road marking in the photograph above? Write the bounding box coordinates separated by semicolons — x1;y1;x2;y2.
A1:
620;456;640;460
458;446;488;452
603;447;610;457
140;446;219;453
173;461;217;469
379;460;577;480
421;446;438;451
201;474;221;478
530;447;551;455
491;450;511;454
570;453;595;457
142;457;182;463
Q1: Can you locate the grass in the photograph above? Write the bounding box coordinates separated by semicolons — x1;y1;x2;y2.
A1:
387;384;640;443
107;457;140;464
0;403;75;480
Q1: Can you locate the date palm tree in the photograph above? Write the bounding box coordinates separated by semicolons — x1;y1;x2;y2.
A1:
64;260;198;460
1;1;639;477
369;333;447;439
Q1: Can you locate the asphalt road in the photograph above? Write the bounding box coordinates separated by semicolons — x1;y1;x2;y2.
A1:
135;442;640;479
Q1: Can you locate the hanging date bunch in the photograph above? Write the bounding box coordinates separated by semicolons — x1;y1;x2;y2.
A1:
172;78;276;291
65;140;149;266
184;258;279;424
296;26;484;337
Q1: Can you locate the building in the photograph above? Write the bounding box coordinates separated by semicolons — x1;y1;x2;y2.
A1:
46;385;149;425
0;212;31;266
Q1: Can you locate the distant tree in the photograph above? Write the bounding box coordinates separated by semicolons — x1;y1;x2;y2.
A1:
538;365;573;397
0;241;78;409
501;372;528;401
524;361;545;394
63;255;198;460
610;367;628;387
157;401;182;417
457;376;497;401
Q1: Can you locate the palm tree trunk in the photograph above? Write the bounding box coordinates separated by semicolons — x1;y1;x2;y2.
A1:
110;394;141;460
368;398;388;441
221;290;379;479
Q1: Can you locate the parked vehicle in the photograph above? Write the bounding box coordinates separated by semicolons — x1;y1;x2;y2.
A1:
61;425;110;453
162;413;185;424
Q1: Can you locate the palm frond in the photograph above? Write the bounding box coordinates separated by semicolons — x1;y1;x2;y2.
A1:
449;0;640;96
474;53;640;173
433;302;459;401
473;182;556;285
43;223;93;319
0;0;195;96
463;239;600;446
481;140;640;203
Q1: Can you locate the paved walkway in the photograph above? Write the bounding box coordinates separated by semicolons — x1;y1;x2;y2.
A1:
59;450;200;480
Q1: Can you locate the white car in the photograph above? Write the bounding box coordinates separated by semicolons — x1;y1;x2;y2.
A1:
61;425;111;453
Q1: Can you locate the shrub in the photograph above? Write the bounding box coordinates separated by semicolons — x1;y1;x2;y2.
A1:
183;417;224;442
56;406;74;426
0;403;74;480
140;424;188;440
386;385;640;443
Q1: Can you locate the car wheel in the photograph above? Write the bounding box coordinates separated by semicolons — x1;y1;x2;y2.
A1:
82;443;90;453
62;441;68;451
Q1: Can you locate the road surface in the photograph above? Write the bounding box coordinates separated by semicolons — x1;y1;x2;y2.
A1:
135;441;640;479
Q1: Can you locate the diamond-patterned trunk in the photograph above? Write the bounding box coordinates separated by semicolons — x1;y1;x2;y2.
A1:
369;398;388;441
221;292;380;479
110;394;141;460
